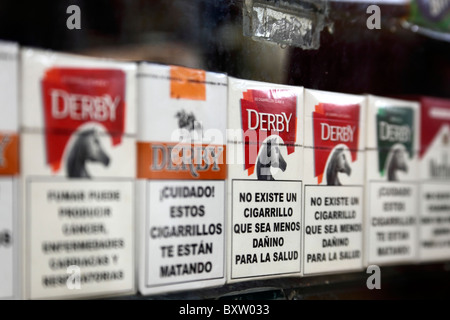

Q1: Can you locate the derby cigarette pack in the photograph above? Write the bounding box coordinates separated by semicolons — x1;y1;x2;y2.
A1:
137;63;227;295
227;77;303;282
418;96;450;262
0;41;19;299
303;89;366;275
20;48;137;299
365;95;420;266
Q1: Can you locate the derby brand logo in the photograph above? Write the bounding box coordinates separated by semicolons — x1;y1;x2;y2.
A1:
240;89;297;176
137;142;226;180
312;103;360;184
376;107;414;176
41;68;126;172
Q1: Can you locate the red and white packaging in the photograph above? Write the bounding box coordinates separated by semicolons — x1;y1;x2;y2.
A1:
227;77;303;282
418;96;450;262
0;41;20;299
136;63;227;295
303;89;366;275
20;48;136;299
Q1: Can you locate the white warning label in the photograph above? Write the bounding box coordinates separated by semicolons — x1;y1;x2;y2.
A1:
144;180;225;287
0;178;14;299
419;182;450;261
231;179;302;279
303;185;363;275
367;181;419;265
27;179;134;299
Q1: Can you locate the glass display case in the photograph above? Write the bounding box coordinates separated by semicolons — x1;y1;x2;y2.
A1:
0;0;449;300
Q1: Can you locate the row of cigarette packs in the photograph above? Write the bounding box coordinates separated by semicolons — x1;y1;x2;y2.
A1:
0;41;449;299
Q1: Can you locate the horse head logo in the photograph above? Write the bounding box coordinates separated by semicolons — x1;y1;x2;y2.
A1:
387;148;408;182
256;138;287;181
175;109;203;137
66;129;110;178
326;147;351;186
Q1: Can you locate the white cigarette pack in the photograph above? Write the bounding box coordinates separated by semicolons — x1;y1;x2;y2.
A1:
136;63;227;295
365;95;420;266
418;96;450;262
227;77;303;282
20;48;137;299
303;89;366;275
0;41;19;299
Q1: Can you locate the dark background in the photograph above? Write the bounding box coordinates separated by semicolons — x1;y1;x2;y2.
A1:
0;0;448;98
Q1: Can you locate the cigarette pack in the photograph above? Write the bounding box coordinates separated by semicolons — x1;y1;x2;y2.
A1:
227;77;303;282
418;96;450;262
20;48;137;299
303;89;366;275
0;41;19;299
365;95;420;266
136;63;227;295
